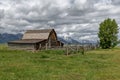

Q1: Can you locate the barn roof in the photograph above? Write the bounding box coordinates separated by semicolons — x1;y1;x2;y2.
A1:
8;39;46;44
22;29;56;40
26;29;53;33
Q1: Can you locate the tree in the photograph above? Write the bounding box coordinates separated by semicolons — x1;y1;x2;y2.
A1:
98;18;119;49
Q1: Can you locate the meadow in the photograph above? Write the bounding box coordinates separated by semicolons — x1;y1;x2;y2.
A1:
0;45;120;80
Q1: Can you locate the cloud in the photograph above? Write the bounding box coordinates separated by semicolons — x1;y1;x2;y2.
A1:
0;0;120;41
0;9;4;19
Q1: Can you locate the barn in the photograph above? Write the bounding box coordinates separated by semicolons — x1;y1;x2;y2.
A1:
8;29;64;50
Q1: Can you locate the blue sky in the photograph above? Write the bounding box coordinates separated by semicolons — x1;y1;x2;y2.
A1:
0;0;120;41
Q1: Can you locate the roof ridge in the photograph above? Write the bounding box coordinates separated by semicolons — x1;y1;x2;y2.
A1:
26;29;54;33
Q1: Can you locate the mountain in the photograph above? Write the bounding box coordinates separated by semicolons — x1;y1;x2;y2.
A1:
0;33;23;43
0;33;98;45
0;33;79;44
58;36;99;45
58;37;80;45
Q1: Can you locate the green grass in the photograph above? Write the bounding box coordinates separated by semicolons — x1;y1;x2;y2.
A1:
0;45;120;80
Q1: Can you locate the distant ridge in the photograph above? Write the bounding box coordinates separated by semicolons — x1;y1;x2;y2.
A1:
0;33;99;45
0;33;23;43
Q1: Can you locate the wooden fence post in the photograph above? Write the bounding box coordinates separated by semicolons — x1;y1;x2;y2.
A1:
46;43;48;50
76;45;79;52
81;45;85;55
66;46;69;56
39;44;41;50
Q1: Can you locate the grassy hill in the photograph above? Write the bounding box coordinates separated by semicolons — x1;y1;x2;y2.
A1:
0;45;120;80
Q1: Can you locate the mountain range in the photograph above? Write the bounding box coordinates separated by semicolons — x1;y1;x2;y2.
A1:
0;33;23;43
0;33;98;45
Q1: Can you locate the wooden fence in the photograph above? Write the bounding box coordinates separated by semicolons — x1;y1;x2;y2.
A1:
43;44;99;55
64;44;99;55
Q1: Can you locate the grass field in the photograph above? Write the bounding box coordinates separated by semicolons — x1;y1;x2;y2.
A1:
0;45;120;80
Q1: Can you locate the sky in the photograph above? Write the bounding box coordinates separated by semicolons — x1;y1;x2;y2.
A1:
0;0;120;41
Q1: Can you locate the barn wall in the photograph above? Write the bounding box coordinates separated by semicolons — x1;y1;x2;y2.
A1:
48;31;58;47
7;29;64;50
38;41;47;50
8;43;35;50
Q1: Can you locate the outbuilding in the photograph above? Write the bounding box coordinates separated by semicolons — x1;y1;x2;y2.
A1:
8;29;64;50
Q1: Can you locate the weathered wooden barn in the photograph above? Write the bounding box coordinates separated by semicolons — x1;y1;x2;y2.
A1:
8;29;64;50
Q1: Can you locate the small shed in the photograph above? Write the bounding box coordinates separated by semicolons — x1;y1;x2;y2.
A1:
8;29;64;50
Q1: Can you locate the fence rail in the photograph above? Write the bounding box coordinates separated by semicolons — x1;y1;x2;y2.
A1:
41;44;99;55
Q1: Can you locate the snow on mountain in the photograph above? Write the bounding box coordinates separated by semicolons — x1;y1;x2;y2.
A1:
0;33;98;45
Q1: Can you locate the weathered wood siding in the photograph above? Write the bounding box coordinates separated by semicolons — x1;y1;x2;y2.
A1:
8;43;35;50
48;31;58;47
7;29;64;51
38;41;47;50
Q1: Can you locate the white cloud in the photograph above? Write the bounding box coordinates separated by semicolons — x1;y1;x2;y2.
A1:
74;0;87;9
0;0;120;41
